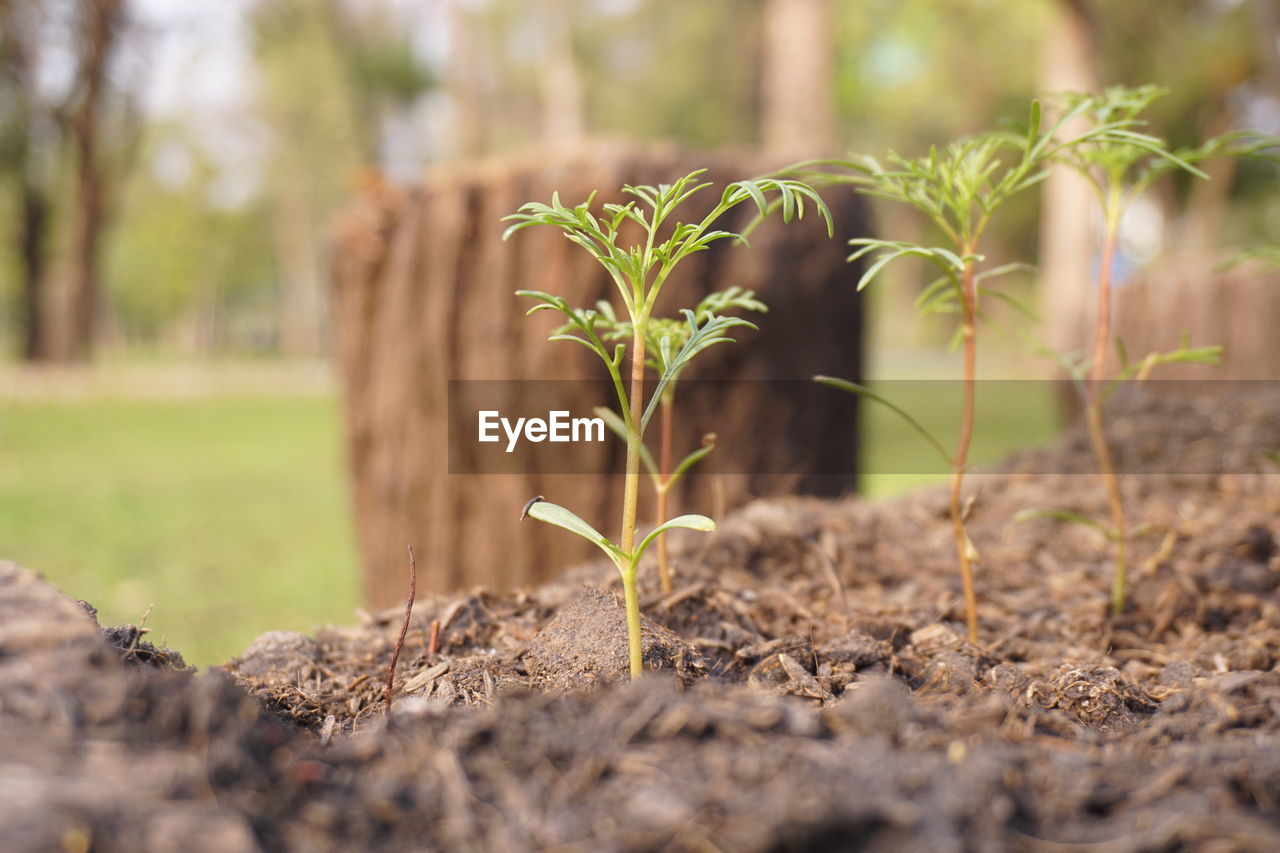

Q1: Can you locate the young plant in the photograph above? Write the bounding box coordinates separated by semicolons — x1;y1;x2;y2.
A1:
796;100;1123;644
1021;85;1274;616
503;172;830;679
593;287;767;594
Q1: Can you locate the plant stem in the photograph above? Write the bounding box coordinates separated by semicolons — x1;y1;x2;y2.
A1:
953;260;980;644
619;318;648;679
656;393;674;594
621;563;642;679
1085;399;1127;614
1087;221;1129;615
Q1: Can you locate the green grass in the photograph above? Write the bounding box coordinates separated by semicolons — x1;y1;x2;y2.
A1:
859;379;1058;496
0;394;359;666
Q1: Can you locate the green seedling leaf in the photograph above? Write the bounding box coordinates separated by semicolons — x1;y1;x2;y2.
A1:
1114;337;1130;371
668;436;716;485
1108;342;1223;389
641;312;757;431
509;170;828;679
977;285;1038;321
1013;508;1118;540
914;275;958;313
522;498;625;566
1262;450;1280;469
814;376;953;467
633;514;716;564
593;406;657;477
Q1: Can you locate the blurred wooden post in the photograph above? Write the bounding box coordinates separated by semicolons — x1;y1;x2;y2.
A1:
330;146;869;608
761;0;836;157
1112;264;1280;381
1039;0;1097;394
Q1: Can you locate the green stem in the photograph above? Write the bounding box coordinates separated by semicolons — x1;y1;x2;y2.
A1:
656;392;674;594
1088;213;1129;616
1086;399;1128;615
619;316;648;679
621;563;642;678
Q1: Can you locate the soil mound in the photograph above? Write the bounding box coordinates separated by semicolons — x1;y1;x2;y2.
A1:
4;388;1280;851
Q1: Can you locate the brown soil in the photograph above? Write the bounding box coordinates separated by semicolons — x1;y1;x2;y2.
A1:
3;388;1280;852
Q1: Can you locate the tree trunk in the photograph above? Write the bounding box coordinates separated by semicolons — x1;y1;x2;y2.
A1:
49;0;124;362
273;162;327;357
1;0;50;360
760;0;836;157
330;147;869;609
18;188;50;359
540;0;585;146
445;0;485;159
1039;0;1097;409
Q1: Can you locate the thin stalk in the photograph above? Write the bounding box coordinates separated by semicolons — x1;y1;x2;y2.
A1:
1086;218;1128;615
952;259;980;644
620;566;642;679
656;392;674;594
619;317;648;679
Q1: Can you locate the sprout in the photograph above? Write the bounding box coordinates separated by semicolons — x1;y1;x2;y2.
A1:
793;99;1122;643
504;171;830;678
1023;85;1273;615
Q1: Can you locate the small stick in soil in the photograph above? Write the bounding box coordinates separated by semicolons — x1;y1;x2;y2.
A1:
428;619;441;655
385;544;417;716
123;603;155;662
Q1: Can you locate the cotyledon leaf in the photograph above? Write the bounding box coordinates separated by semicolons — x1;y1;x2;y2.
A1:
633;515;716;565
522;498;626;566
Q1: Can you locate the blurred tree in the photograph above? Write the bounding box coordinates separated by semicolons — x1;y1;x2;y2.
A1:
552;0;761;150
62;0;129;362
253;0;362;357
0;0;50;358
1039;0;1098;364
539;0;585;145
0;0;136;362
761;0;835;157
321;0;434;165
251;0;432;357
104;128;275;353
1033;0;1279;383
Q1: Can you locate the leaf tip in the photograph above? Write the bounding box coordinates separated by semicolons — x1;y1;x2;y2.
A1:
520;495;545;520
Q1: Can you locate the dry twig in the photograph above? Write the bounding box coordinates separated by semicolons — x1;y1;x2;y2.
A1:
385;545;417;715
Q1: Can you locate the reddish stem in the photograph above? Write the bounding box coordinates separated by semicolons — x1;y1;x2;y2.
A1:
385;545;417;715
952;260;980;644
1086;226;1129;615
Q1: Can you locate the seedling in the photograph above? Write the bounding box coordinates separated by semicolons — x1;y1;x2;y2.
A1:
592;287;766;594
797;100;1123;643
503;172;830;679
1020;85;1275;616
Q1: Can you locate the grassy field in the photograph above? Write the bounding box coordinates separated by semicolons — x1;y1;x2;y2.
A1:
859;379;1058;495
0;389;359;666
0;363;1057;667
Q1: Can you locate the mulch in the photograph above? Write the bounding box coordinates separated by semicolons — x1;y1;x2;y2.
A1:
3;387;1279;851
